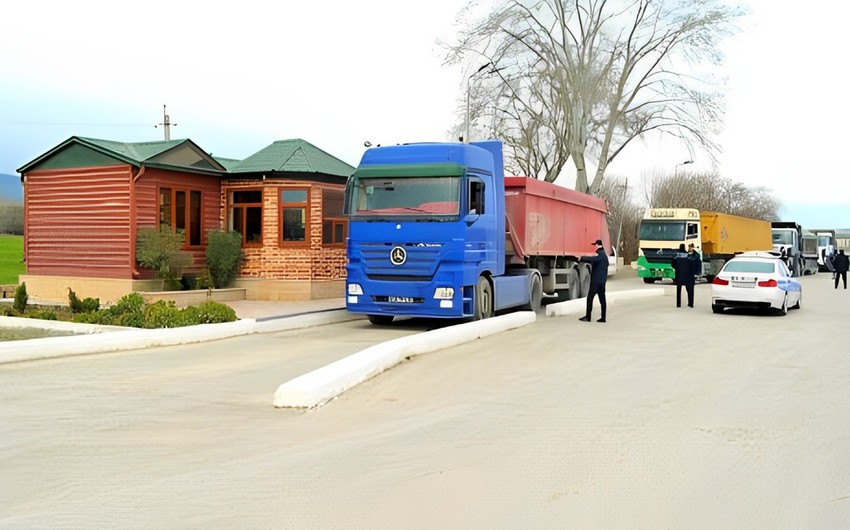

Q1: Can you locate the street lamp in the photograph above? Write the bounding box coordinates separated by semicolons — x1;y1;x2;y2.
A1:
674;159;693;178
466;62;493;144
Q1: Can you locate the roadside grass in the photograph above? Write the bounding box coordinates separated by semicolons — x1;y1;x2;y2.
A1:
0;235;24;285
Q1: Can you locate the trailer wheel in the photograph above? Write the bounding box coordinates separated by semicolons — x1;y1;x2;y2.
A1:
522;274;543;313
367;315;394;325
567;268;581;300
473;276;494;320
578;263;591;298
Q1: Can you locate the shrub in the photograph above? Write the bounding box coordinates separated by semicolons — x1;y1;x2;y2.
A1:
193;300;238;324
136;227;194;290
205;230;244;288
68;288;100;313
143;300;186;328
13;282;27;313
27;309;57;320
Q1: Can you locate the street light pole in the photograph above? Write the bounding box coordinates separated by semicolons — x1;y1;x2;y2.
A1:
674;159;693;179
466;62;491;143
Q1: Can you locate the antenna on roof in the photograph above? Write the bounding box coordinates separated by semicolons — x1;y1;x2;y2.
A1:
154;104;177;141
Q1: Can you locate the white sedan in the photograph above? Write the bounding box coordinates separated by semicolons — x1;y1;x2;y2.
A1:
711;251;802;315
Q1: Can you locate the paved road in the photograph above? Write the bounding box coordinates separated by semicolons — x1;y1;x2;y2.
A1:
2;273;849;528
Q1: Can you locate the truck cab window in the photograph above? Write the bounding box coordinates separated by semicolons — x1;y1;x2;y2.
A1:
469;180;484;214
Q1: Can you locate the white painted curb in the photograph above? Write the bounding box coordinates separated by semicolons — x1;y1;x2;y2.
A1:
273;311;537;409
545;288;665;316
0;310;363;365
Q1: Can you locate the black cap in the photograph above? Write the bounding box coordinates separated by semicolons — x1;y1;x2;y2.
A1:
592;239;603;246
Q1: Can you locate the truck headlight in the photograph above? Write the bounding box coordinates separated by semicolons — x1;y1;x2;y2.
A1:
348;283;363;295
433;287;454;299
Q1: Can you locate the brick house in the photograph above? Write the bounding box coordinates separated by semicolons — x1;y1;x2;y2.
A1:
17;136;354;303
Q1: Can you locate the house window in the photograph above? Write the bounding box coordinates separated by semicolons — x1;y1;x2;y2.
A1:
322;188;347;246
159;187;202;246
229;189;263;245
280;188;309;244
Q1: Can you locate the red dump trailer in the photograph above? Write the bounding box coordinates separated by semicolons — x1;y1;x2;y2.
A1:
504;176;612;300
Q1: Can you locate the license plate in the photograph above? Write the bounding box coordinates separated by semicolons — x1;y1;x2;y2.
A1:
388;296;414;303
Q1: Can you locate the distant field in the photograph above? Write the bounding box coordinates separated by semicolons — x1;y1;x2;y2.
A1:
0;234;24;285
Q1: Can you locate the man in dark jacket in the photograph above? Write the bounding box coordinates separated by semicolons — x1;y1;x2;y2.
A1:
833;249;849;289
579;240;608;323
672;242;699;308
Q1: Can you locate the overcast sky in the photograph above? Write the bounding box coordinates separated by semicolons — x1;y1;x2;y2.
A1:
1;0;847;228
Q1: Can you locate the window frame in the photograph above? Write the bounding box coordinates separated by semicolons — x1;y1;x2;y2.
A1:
159;186;204;248
321;187;347;247
228;188;264;247
279;187;311;247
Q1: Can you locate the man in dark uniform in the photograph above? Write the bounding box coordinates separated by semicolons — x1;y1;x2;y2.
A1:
672;243;697;307
579;239;608;323
833;249;849;289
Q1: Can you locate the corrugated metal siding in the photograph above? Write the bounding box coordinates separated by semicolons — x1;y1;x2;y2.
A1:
25;165;134;278
135;168;224;272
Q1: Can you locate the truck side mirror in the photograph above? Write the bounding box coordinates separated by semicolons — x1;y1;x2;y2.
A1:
464;213;479;226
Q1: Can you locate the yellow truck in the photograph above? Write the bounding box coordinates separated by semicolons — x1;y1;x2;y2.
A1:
636;208;773;282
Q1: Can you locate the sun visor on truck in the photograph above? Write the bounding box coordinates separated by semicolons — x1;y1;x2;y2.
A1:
351;163;466;179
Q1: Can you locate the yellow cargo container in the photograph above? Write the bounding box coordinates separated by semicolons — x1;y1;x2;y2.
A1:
700;211;773;256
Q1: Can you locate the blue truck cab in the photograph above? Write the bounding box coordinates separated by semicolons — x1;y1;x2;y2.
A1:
344;140;536;324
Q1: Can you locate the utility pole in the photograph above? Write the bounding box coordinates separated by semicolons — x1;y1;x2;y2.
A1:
155;105;177;141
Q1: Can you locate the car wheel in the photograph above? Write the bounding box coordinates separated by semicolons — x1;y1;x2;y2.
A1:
712;304;723;314
643;278;658;284
368;315;394;325
473;276;494;321
779;294;788;316
791;293;802;310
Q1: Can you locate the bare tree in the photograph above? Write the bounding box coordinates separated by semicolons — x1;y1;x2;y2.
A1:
596;175;643;263
445;0;742;194
0;203;23;235
644;169;780;221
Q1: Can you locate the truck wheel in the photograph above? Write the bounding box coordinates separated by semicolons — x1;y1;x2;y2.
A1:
368;315;394;325
522;274;543;313
578;263;591;298
473;276;494;320
567;268;581;300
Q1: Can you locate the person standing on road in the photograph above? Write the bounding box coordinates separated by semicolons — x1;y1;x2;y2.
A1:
579;239;608;323
672;243;696;308
833;249;849;289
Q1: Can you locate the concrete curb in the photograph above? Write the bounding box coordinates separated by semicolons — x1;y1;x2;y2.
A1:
0;310;363;365
273;311;538;409
545;287;666;317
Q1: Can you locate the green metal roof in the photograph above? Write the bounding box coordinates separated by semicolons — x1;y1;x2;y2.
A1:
229;139;354;177
17;136;227;174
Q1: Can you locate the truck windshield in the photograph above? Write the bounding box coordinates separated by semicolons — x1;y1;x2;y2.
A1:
639;221;685;241
347;176;460;217
772;231;793;245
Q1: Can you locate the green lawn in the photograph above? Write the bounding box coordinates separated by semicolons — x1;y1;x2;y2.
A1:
0;234;24;285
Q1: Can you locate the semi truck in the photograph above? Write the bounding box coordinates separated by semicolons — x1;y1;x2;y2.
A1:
343;140;613;324
636;208;772;283
813;229;837;271
771;222;819;276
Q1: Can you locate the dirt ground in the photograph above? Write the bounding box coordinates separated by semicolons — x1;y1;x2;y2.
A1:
1;271;849;529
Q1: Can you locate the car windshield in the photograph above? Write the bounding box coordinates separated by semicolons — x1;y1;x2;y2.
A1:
639;221;685;241
723;260;775;273
346;176;460;217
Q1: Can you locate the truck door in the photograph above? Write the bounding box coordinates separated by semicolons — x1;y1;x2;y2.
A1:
465;176;497;276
